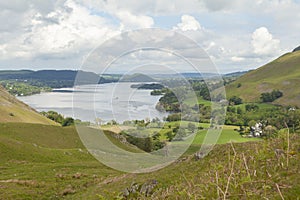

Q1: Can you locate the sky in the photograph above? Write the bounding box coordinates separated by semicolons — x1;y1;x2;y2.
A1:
0;0;300;73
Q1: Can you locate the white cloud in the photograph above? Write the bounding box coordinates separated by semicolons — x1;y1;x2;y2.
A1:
173;15;201;31
251;27;281;56
0;0;119;60
202;0;236;11
115;10;154;30
0;0;300;72
231;56;245;62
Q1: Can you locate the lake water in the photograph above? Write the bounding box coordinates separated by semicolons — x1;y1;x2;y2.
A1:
17;83;167;123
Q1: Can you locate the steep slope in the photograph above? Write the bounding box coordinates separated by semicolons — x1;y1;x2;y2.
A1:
226;50;300;107
0;85;57;125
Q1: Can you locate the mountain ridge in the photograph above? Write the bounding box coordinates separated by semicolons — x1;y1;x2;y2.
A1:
226;50;300;107
0;85;58;125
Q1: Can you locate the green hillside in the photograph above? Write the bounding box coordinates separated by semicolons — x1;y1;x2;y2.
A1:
0;123;299;199
226;50;300;107
0;85;57;125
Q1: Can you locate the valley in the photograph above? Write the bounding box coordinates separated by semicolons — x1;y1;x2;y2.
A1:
0;49;300;199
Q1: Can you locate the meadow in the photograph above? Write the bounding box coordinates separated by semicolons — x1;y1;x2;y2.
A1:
1;122;298;199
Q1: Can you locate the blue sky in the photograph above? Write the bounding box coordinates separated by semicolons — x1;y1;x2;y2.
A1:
0;0;299;73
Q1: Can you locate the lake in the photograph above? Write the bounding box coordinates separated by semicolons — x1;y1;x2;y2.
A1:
18;82;167;123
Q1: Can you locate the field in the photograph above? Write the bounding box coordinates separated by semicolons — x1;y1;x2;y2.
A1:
97;121;260;144
1;123;299;199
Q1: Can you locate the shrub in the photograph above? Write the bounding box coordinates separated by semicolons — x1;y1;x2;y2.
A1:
260;89;283;102
229;96;243;105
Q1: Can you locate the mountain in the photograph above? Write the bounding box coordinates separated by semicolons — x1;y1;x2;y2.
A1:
223;70;251;78
149;71;248;79
293;46;300;52
0;70;112;88
0;85;57;125
226;50;300;107
119;73;156;82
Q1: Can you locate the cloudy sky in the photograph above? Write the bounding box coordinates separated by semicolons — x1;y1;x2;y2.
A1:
0;0;300;73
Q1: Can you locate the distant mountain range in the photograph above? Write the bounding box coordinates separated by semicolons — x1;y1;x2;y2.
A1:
0;70;249;88
119;73;156;82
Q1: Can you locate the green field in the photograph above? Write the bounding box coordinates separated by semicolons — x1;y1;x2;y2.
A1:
0;123;299;199
101;121;260;144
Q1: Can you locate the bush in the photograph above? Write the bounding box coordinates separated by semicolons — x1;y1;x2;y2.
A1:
62;117;74;127
260;89;283;102
229;96;243;105
245;104;259;112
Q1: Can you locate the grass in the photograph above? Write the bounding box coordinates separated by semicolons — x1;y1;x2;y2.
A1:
0;122;299;199
99;121;260;146
0;85;57;125
184;92;211;106
95;134;300;199
193;129;261;144
226;50;300;107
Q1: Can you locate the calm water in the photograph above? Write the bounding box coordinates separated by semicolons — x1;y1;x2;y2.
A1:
18;83;167;123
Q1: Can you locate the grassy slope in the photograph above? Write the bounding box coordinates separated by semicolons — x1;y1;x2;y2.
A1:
1;123;299;199
0;123;143;199
226;51;300;107
0;85;57;125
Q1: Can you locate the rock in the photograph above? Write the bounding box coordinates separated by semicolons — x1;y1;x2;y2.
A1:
122;180;158;198
194;151;205;160
140;179;158;196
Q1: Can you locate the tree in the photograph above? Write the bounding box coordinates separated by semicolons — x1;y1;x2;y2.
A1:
260;89;283;102
237;107;243;115
199;86;211;101
245;104;259;112
248;120;256;128
187;122;196;132
62;117;74;127
286;109;300;132
166;131;174;142
227;106;236;113
144;137;153;152
229;96;243;105
166;113;181;122
174;128;186;141
41;111;64;124
152;132;161;141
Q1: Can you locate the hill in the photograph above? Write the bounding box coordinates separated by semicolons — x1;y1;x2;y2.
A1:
0;70;116;88
0;85;57;125
226;50;300;107
293;46;300;52
0;122;299;199
119;73;156;82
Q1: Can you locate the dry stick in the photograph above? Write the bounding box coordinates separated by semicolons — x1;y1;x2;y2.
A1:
224;142;237;200
242;153;251;179
215;171;221;198
275;183;285;200
181;171;192;188
214;179;225;198
284;122;289;170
